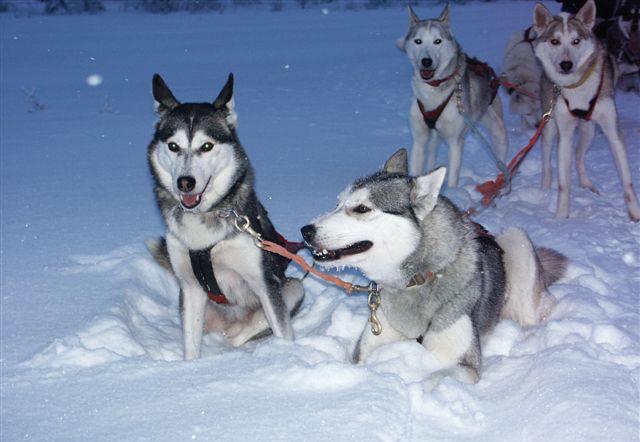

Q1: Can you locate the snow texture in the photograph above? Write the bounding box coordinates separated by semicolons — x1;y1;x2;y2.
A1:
1;2;639;441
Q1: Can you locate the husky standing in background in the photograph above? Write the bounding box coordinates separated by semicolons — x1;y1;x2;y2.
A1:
502;26;542;129
301;149;566;383
533;0;640;221
398;5;508;186
147;74;303;360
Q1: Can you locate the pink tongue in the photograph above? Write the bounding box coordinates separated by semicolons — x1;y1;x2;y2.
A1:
181;194;199;207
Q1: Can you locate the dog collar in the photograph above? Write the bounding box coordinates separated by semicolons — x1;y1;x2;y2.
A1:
563;58;598;90
424;53;464;87
561;61;605;121
406;270;437;288
425;68;458;87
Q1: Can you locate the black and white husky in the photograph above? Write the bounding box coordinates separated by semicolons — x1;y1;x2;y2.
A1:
533;0;640;221
147;74;303;360
302;149;566;382
398;5;509;186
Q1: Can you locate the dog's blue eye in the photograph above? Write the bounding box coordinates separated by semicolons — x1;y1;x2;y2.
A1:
201;142;214;152
572;38;580;45
168;142;180;152
434;38;442;45
353;204;371;214
414;38;422;45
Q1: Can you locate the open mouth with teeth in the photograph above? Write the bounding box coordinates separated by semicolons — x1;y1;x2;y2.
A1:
179;177;211;210
308;241;373;262
420;69;435;80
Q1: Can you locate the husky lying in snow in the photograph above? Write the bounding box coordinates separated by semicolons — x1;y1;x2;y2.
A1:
301;149;566;383
147;74;303;360
502;26;543;129
398;5;508;186
533;0;640;221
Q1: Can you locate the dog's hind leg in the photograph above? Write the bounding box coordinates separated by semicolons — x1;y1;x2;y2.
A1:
595;98;640;221
226;278;303;347
575;120;598;194
410;101;430;176
481;98;508;163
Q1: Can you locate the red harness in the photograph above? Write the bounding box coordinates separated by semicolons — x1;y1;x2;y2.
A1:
562;64;605;121
417;91;455;129
417;56;499;129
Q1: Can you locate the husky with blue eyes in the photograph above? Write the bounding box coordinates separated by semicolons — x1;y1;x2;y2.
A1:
533;0;640;221
397;5;509;186
146;74;304;360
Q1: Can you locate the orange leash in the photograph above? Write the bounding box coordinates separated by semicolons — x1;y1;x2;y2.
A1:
224;209;375;295
475;111;551;207
260;240;362;293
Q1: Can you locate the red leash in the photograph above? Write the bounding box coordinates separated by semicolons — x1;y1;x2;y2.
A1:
499;77;539;100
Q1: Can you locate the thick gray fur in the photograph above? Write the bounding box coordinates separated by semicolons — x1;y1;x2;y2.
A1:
305;148;567;382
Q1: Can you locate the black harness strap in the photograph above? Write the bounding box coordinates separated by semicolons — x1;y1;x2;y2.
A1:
189;248;229;305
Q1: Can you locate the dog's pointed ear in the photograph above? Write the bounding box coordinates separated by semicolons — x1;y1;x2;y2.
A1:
383;149;409;175
574;0;596;30
152;74;180;115
439;3;450;27
533;3;554;35
213;73;237;128
410;167;446;218
408;5;420;25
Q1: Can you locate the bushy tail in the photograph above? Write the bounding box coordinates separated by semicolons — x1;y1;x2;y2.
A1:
535;247;567;288
496;228;568;326
145;236;173;274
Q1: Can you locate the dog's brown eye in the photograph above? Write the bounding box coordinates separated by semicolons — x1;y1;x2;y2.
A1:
550;38;560;46
414;38;422;45
572;38;580;45
201;142;214;152
353;204;371;214
434;38;442;45
168;142;180;152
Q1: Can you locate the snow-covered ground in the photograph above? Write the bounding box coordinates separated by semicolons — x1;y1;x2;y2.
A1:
2;2;639;440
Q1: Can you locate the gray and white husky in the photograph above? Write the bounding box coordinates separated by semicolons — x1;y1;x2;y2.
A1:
301;149;566;382
533;0;640;221
147;74;303;360
398;5;508;186
502;26;542;128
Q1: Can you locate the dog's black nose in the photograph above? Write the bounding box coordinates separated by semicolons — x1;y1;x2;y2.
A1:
421;57;433;68
560;60;573;72
177;176;196;192
300;224;316;243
